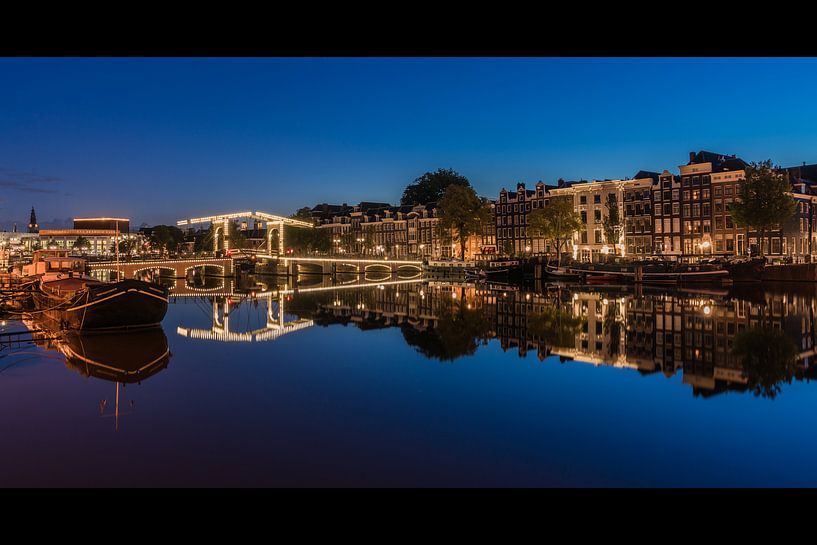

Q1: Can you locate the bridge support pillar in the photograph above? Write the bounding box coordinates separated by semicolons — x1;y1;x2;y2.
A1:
223;218;230;252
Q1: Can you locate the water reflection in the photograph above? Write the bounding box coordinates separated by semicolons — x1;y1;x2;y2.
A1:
221;277;815;399
18;318;170;383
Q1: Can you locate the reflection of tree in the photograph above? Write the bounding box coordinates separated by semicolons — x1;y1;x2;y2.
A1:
603;303;621;358
732;327;799;399
526;304;584;349
402;298;492;362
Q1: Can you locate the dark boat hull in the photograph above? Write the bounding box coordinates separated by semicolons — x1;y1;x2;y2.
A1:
33;279;168;331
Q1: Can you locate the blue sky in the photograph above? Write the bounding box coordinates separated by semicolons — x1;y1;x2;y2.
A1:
1;57;816;229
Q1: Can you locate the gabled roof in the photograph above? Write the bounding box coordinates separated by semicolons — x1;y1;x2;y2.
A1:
687;150;747;171
633;170;660;182
783;163;817;184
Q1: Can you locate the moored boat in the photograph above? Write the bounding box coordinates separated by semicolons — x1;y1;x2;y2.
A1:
24;250;168;331
569;261;731;285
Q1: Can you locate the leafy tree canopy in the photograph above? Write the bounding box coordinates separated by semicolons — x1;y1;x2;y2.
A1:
602;193;622;253
528;196;584;266
437;184;491;260
72;236;91;250
401;168;471;206
730;160;797;256
149;225;186;254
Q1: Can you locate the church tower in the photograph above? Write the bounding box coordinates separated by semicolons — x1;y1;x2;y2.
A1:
27;207;39;233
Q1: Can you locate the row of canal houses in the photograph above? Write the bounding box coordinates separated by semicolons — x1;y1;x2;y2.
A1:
497;151;817;262
313;150;817;262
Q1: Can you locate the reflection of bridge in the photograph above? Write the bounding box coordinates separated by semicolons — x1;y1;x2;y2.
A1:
176;210;313;254
273;256;424;279
176;293;314;343
88;257;234;280
172;277;424;343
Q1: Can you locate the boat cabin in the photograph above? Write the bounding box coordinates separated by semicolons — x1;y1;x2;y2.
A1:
22;249;88;277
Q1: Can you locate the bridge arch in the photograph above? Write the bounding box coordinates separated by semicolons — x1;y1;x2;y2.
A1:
364;263;392;273
133;266;178;278
185;264;226;277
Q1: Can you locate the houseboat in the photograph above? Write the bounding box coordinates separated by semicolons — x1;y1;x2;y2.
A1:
22;250;168;330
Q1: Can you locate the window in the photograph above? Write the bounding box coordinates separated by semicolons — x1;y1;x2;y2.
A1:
594;194;601;204
714;186;722;197
702;203;710;216
672;203;680;215
579;196;587;204
664;203;671;215
672;190;679;200
594;229;602;244
581;231;588;243
683;191;690;201
581;211;587;223
692;204;700;217
683;204;691;217
594;209;601;223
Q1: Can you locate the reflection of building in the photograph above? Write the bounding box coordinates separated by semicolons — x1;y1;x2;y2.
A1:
491;286;817;397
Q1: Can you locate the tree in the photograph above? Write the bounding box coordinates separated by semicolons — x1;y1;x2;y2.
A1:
149;225;186;256
113;238;138;257
528;196;584;266
193;225;215;254
730;160;797;257
437;184;492;260
286;226;331;254
291;207;313;222
340;231;356;253
401;168;471;206
72;236;91;253
732;326;799;399
602;193;622;256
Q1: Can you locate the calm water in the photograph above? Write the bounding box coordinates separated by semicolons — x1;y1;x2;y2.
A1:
3;273;817;487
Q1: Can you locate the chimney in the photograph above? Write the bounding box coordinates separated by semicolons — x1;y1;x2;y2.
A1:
689;151;696;163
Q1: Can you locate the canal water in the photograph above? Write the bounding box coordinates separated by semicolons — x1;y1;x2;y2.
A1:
3;273;817;486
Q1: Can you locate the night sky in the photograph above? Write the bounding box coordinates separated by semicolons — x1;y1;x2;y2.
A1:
1;57;816;230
